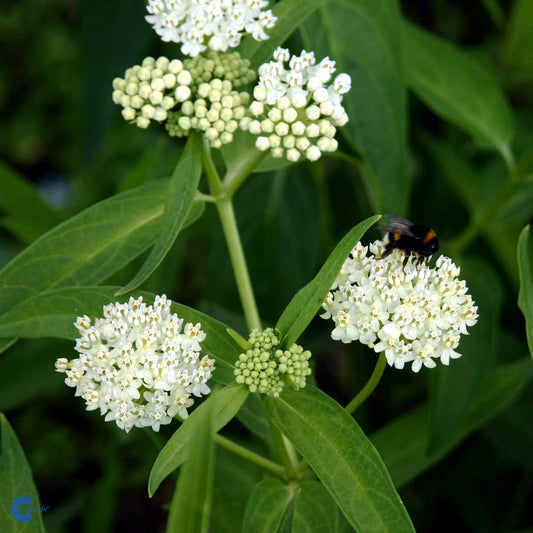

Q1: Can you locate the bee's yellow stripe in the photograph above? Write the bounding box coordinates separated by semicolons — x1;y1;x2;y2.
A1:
393;232;401;241
422;229;436;244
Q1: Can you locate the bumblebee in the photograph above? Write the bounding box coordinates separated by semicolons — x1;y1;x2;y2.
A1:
378;214;439;267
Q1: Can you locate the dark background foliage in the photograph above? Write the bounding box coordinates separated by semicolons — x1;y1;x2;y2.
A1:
0;0;532;531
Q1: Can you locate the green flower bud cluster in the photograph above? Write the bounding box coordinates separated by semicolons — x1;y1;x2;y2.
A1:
166;79;250;149
234;328;312;397
112;56;192;129
184;51;256;90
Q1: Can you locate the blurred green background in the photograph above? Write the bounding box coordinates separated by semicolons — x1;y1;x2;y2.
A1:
0;0;532;531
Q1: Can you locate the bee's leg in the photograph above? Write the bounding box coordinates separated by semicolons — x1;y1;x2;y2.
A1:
416;255;425;267
402;251;411;270
378;237;394;260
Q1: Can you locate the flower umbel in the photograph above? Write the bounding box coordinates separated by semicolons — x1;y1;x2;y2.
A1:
234;328;312;396
112;56;192;130
145;0;277;57
241;47;351;162
321;240;478;372
55;295;214;432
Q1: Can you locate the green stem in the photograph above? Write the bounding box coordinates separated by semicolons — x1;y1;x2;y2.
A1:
216;198;262;330
214;433;285;477
345;353;387;414
222;148;267;197
202;139;262;331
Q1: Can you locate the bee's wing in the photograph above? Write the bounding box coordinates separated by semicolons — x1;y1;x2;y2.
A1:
377;214;418;238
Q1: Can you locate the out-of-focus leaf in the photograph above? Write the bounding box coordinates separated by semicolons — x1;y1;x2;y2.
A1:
0;285;240;385
0;339;66;411
149;384;248;497
0;161;64;244
0;414;46;533
302;1;410;212
276;215;380;347
242;478;293;533
265;387;415;532
118;134;203;294
518;225;533;358
292;480;339;533
503;0;533;84
0;179;202;315
240;0;326;69
81;455;119;533
479;0;505;28
166;394;215;533
211;448;262;533
404;21;514;161
80;0;152;163
427;258;503;452
372;358;533;487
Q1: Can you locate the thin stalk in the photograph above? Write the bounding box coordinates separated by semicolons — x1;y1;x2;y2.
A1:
345;353;387;414
222;148;268;197
214;433;285;477
202;140;262;331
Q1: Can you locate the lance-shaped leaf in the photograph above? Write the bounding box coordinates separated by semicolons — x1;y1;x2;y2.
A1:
0;179;203;316
117;134;203;294
240;0;326;69
403;21;514;162
371;358;533;488
0;414;46;533
166;394;216;533
518;224;533;358
149;384;249;497
0;161;64;244
242;478;293;533
264;387;415;532
292;480;339;533
275;215;380;347
0;286;240;385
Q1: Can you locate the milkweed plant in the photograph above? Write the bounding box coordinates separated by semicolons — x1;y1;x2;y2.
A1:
1;1;532;532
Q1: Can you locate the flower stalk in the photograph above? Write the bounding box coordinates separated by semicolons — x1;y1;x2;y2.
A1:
345;353;387;414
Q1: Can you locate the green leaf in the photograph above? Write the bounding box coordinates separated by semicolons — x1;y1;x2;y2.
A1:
518;225;533;358
292;480;339;533
242;478;293;533
0;179;203;316
236;394;273;443
0;161;64;243
240;0;326;69
149;384;249;497
264;387;415;532
166;394;215;533
275;215;380;347
0;285;240;385
227;328;253;350
371;358;533;488
118;135;203;294
403;21;514;160
0;414;46;533
211;448;263;533
427;258;503;452
302;0;410;212
0;339;65;411
503;0;533;84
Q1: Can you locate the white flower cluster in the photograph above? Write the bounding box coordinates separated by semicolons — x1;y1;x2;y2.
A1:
55;295;215;432
241;47;351;162
234;328;312;396
145;0;277;57
166;79;250;148
112;56;192;129
321;241;478;373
